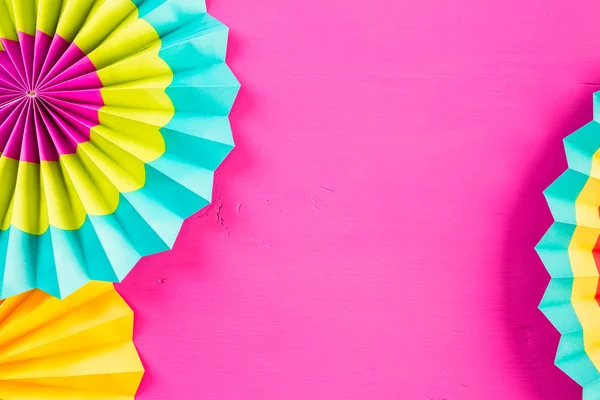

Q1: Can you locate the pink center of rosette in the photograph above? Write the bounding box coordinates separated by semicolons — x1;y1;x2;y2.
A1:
0;31;103;163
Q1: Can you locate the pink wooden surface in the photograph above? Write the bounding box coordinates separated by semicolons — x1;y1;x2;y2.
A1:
115;0;600;398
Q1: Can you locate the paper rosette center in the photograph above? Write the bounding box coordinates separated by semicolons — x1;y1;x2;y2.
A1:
0;31;103;163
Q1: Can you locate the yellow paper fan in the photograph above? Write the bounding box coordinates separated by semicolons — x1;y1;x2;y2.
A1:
0;281;143;399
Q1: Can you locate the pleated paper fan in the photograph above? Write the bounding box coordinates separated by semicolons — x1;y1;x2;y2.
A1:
537;92;600;399
0;0;240;298
0;281;143;399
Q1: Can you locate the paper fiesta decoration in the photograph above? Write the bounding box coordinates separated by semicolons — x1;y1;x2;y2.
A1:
537;92;600;399
0;0;239;299
0;281;143;399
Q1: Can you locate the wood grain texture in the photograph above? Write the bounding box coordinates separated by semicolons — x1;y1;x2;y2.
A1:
115;0;600;398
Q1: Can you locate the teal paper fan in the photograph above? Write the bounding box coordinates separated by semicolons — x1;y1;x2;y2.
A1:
537;92;600;398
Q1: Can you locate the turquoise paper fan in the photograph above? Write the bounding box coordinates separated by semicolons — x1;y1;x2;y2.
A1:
537;92;600;398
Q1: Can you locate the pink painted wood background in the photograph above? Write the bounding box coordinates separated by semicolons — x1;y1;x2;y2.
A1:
115;0;600;398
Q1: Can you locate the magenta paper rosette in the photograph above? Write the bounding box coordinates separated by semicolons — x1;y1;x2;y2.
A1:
0;0;239;299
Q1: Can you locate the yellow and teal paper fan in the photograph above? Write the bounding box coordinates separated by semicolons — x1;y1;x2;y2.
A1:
0;281;143;399
0;0;240;298
537;92;600;399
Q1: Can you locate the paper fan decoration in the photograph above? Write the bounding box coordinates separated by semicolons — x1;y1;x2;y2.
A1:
0;0;239;299
537;92;600;399
0;281;143;399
